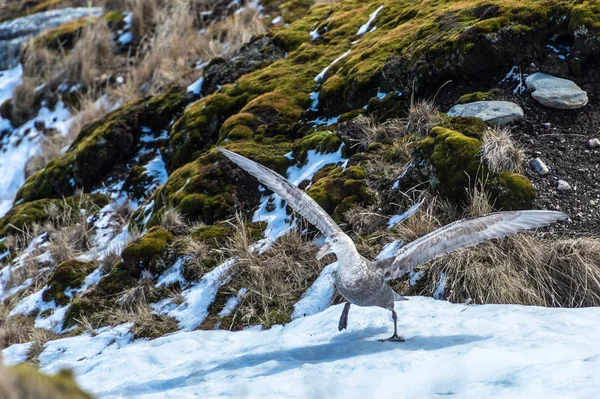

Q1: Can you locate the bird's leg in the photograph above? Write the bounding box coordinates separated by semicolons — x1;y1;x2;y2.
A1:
379;309;405;342
338;302;351;331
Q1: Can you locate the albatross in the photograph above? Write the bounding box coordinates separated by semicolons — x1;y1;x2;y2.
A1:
217;147;568;342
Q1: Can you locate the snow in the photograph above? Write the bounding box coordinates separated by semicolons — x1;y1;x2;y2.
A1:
1;342;31;366
0;100;72;217
21;297;600;398
387;199;424;229
163;259;235;331
314;50;351;83
218;288;247;318
117;12;133;45
271;16;282;25
143;153;169;187
187;77;204;96
292;262;337;320
253;145;345;243
156;258;186;288
356;5;384;36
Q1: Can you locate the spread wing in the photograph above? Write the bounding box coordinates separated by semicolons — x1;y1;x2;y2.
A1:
217;147;344;237
375;210;568;279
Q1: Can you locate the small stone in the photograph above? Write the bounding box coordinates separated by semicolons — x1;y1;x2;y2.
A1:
590;199;597;206
525;73;588;109
589;138;600;148
531;158;549;176
447;101;524;125
557;180;571;191
543;122;552;128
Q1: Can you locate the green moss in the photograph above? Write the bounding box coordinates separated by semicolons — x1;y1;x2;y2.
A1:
121;227;174;275
191;225;232;246
104;10;126;29
31;17;96;50
491;172;536;210
415;126;535;210
443;116;487;138
42;260;96;306
7;364;93;399
168;91;250;169
458;91;490;104
63;297;95;329
17;89;190;204
292;131;341;164
0;194;108;238
417;127;482;202
306;164;373;219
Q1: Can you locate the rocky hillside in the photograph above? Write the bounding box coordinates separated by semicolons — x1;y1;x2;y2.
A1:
1;0;600;395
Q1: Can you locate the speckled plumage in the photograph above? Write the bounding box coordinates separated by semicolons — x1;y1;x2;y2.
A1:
218;147;568;340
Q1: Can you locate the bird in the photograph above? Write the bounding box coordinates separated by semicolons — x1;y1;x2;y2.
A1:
217;147;568;342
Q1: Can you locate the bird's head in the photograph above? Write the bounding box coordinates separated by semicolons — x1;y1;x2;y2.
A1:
316;233;353;260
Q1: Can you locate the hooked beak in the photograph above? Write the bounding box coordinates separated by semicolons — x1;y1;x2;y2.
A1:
316;242;332;260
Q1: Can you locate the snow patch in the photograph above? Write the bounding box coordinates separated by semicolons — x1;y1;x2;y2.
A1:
356;5;384;36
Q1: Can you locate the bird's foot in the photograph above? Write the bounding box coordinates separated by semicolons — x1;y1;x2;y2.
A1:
338;319;347;331
378;333;405;343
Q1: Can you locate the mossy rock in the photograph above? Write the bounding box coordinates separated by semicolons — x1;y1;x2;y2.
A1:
31;16;96;51
458;91;491;104
292;131;342;165
42;260;97;306
442;116;487;138
3;364;93;399
0;194;109;238
17;89;190;203
412;126;535;210
121;227;174;275
415;127;483;202
489;172;536;210
306;164;373;220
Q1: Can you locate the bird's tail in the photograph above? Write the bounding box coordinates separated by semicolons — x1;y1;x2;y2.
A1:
394;292;409;301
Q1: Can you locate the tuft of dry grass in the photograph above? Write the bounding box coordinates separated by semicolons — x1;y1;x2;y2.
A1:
60;20;114;89
129;0;160;44
158;205;190;236
402;97;443;136
199;7;266;60
10;79;37;126
406;235;600;308
480;126;525;174
223;218;325;329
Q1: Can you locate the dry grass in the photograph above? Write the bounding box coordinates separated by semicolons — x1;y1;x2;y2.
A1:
158;205;190;236
402;97;443;136
60;20;114;89
10;79;37;126
0;304;56;361
223;217;325;328
409;235;600;308
480;126;525;174
199;7;266;60
129;0;161;44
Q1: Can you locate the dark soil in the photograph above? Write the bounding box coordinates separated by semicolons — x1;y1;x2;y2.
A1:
437;60;600;237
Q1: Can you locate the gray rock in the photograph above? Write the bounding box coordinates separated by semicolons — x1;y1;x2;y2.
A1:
531;158;549;176
447;101;524;125
557;180;572;191
525;73;588;110
589;138;600;149
0;8;103;70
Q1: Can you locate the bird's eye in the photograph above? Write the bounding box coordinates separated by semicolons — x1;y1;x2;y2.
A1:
333;239;338;243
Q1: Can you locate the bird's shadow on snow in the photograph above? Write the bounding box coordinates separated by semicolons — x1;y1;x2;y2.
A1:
105;328;487;396
215;329;488;378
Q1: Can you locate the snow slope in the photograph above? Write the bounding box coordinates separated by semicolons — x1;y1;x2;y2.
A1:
6;297;599;398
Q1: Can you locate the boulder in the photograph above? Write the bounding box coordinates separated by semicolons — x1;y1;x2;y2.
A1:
447;101;524;125
525;73;588;110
